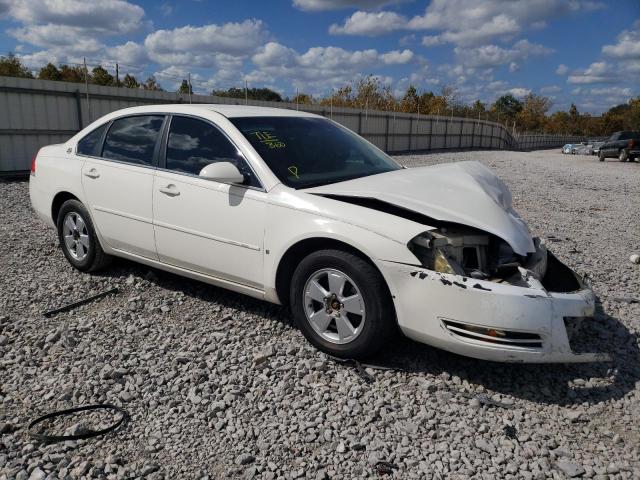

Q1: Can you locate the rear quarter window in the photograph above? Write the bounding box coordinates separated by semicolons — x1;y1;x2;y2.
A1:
77;124;108;156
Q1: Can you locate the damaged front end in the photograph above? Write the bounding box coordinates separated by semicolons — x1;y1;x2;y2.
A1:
379;227;611;363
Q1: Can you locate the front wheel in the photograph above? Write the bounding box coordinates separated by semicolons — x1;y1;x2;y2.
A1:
290;249;396;359
57;199;111;272
619;149;629;162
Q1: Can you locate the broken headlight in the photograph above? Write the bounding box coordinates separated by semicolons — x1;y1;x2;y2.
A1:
409;228;521;278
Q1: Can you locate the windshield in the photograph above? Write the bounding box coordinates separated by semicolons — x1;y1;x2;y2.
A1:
229;116;401;189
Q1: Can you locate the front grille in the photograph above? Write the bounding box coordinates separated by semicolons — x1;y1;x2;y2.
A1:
442;319;543;349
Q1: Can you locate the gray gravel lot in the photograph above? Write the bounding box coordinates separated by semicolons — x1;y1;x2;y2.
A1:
1;149;639;479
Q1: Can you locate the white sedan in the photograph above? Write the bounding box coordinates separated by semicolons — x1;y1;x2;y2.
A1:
30;105;609;363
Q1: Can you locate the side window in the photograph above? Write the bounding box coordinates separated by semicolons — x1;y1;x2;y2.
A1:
102;115;164;166
77;124;107;156
166;116;260;188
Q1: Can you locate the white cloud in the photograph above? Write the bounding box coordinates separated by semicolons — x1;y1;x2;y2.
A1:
602;21;640;59
406;0;604;45
5;0;144;34
567;61;618;84
252;42;417;91
293;0;404;11
508;62;519;73
555;64;569;75
329;10;406;35
145;20;267;63
108;41;150;66
508;87;531;98
540;85;562;94
454;39;552;68
421;35;444;47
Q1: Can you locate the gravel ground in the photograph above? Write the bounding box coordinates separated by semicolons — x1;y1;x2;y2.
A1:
1;149;639;480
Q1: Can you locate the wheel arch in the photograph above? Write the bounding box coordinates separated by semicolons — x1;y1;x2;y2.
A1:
51;191;80;224
274;236;393;309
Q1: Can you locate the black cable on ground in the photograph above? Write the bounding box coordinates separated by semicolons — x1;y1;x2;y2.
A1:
28;404;129;443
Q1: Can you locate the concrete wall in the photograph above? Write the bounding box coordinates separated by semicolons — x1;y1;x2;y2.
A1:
0;76;584;173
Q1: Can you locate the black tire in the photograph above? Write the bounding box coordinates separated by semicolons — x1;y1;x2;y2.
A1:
618;149;629;162
56;199;111;272
599;151;605;162
290;249;395;359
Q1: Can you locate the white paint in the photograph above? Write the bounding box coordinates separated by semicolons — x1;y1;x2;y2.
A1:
29;104;606;363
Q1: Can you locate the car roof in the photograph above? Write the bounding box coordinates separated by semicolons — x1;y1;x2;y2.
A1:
98;104;321;119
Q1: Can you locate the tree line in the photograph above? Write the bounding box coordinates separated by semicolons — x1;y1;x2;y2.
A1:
1;54;638;136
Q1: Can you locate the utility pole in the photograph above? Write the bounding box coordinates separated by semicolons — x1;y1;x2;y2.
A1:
187;73;192;104
244;79;248;105
296;87;299;110
83;57;91;122
115;63;120;87
330;91;333;119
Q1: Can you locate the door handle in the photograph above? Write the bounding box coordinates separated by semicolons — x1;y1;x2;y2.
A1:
159;184;180;197
84;168;100;179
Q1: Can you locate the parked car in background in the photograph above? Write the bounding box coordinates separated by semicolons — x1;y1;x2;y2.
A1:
562;144;574;154
591;141;604;156
598;131;640;162
573;143;592;155
29;104;609;363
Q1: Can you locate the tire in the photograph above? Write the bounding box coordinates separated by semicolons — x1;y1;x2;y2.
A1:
619;149;629;162
599;151;605;162
290;249;395;359
56;199;111;272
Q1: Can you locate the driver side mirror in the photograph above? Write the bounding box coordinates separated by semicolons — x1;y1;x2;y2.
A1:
199;162;245;184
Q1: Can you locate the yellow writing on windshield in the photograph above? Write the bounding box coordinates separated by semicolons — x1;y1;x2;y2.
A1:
253;131;286;149
288;166;299;178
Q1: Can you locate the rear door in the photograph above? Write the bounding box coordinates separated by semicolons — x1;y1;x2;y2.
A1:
81;114;166;259
152;115;266;288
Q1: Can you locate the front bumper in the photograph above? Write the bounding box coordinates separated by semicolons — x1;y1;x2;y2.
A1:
378;254;611;363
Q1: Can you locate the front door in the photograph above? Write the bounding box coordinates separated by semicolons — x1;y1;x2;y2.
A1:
81;114;165;259
152;115;266;288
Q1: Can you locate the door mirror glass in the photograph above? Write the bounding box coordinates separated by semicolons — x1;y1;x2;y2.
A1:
199;162;245;184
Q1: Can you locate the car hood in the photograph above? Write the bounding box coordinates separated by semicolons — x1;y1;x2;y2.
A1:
304;161;535;256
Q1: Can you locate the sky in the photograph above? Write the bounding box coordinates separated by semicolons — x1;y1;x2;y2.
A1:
0;0;638;114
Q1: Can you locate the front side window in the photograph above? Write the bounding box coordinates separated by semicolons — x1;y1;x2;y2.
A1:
165;116;260;188
77;123;107;156
102;115;165;166
229;116;400;189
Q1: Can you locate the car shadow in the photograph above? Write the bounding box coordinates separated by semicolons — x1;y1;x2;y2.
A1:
95;259;639;408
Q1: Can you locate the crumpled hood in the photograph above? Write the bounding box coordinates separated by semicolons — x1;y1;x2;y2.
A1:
304;161;535;256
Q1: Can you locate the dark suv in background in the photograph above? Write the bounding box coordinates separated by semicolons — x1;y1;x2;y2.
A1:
598;131;640;162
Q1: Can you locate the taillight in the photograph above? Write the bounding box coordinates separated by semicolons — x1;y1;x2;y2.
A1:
629;139;636;148
30;155;37;176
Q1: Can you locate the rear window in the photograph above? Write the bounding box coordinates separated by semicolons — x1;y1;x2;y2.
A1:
77;124;107;156
619;132;640;140
102;115;165;166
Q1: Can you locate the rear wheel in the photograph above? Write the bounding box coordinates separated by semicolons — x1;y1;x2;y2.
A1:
619;149;629;162
57;199;111;272
290;249;395;359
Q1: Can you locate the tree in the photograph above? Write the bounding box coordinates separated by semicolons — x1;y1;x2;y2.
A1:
178;79;192;94
0;53;34;78
59;65;86;83
400;85;419;113
491;94;523;123
142;75;163;91
91;66;114;86
516;94;552;132
212;86;283;102
38;63;61;81
122;73;139;89
292;92;313;105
